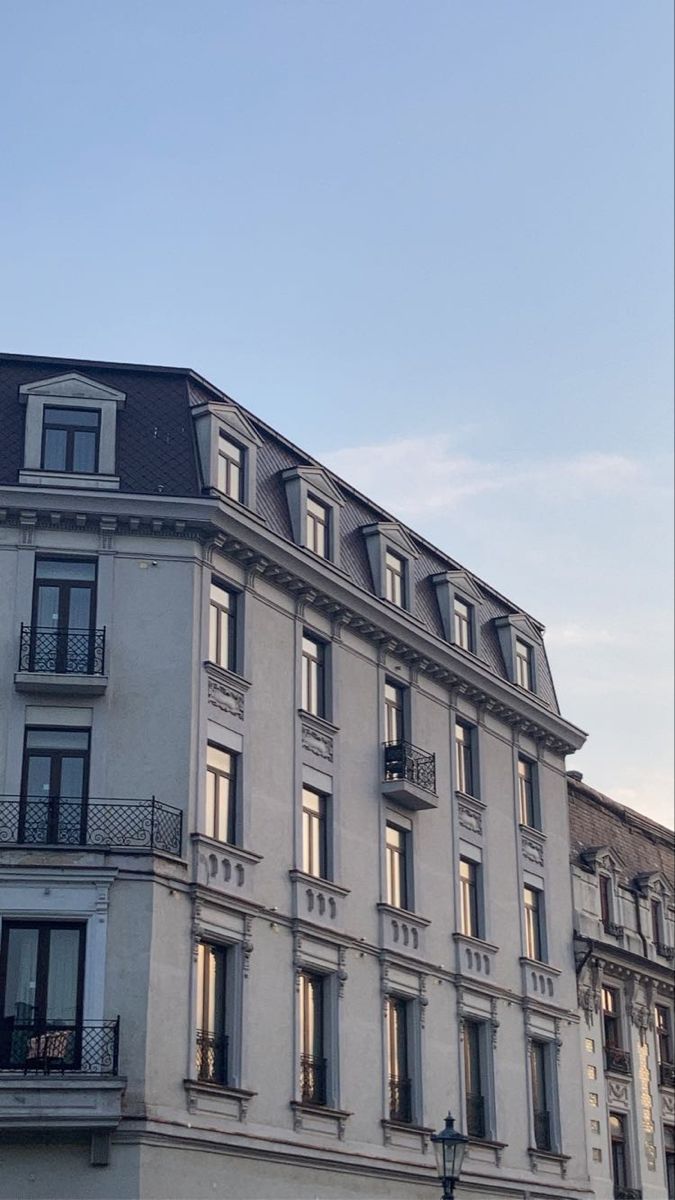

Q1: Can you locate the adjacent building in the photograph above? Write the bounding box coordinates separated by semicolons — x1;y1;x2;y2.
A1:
570;774;675;1200
0;350;597;1198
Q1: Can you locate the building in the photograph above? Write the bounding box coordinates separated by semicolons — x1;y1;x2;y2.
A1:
0;352;594;1199
569;774;675;1200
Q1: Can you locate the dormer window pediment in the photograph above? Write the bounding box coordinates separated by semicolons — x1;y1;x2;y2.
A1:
494;612;542;693
432;569;483;650
19;372;124;490
579;845;625;878
362;522;418;611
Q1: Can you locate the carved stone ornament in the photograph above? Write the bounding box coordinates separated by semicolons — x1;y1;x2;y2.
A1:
521;833;544;867
457;800;482;836
301;723;334;762
607;1079;629;1106
578;984;600;1027
208;677;245;720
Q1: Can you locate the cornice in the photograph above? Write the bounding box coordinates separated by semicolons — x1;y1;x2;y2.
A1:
0;488;586;754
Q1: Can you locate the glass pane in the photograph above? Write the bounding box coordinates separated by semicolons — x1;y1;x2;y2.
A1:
44;408;99;428
207;745;232;774
205;772;216;838
72;430;97;472
25;755;52;797
35;560;96;581
4;927;39;1020
46;929;81;1022
58;757;85;800
42;427;67;470
36;585;60;628
68;586;92;630
209;604;218;662
26;730;89;750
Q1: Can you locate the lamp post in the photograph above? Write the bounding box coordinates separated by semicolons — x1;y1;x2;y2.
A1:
431;1111;468;1200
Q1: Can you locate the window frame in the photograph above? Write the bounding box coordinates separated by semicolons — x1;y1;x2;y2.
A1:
209;579;238;674
305;494;331;560
656;1005;673;1066
301;633;327;719
517;755;539;828
301;786;330;881
20;372;125;488
524;885;545;962
384;549;406;608
455;719;477;798
453;596;474;652
384;679;406;746
385;820;412;911
530;1038;557;1153
298;969;328;1106
609;1111;630;1194
386;994;415;1124
459;856;483;939
41;405;101;475
602;985;623;1050
464;1019;491;1140
0;919;87;1036
195;940;231;1087
217;433;245;504
205;743;239;846
20;726;91;846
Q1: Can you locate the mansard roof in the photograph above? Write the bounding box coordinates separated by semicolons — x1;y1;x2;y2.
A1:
568;775;675;890
0;351;560;705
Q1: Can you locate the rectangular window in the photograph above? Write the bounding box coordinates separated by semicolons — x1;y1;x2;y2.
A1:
453;598;473;651
656;1006;673;1065
209;581;237;672
0;921;86;1069
652;899;664;945
20;727;90;846
599;875;613;929
602;986;621;1049
205;745;237;845
306;496;329;558
455;721;475;796
387;996;412;1123
301;634;326;718
518;757;538;827
384;550;405;607
524;886;544;961
386;822;410;910
384;681;405;745
530;1040;552;1151
515;639;533;690
464;1020;487;1138
196;941;229;1085
609;1112;629;1194
30;558;98;674
459;858;481;939
299;971;327;1105
42;406;100;474
217;434;244;502
302;788;328;880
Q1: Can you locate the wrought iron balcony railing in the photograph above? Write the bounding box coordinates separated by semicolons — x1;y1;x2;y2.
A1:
466;1092;486;1139
0;796;182;856
614;1189;642;1199
196;1029;228;1086
19;624;106;675
659;1061;675;1088
656;941;675;961
602;920;625;939
0;1018;119;1075
605;1045;632;1075
383;740;436;794
533;1108;552;1151
299;1053;327;1106
389;1074;413;1123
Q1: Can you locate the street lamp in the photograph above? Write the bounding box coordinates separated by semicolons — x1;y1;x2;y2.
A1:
431;1111;468;1200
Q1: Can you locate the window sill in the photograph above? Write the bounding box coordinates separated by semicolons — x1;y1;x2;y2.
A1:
289;870;350;927
204;660;251;690
14;670;108;697
519;822;546;840
19;469;120;491
381;1118;435;1151
290;1099;351;1140
465;1136;508;1169
192;834;263;900
297;709;339;735
520;957;561;1002
378;903;430;957
455;788;485;807
290;869;350;896
527;1146;571;1177
184;1079;255;1122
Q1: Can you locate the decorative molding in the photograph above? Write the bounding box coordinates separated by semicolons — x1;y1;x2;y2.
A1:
456;793;485;836
301;722;334;762
208;677;245;720
607;1079;629;1106
521;831;545;867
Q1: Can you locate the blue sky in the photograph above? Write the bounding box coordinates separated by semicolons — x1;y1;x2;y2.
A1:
1;2;672;824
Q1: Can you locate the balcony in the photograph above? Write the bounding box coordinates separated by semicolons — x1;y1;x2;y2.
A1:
15;625;108;696
0;796;182;856
388;1074;412;1123
614;1190;642;1199
659;1061;675;1089
382;741;437;811
605;1045;632;1075
0;1018;124;1141
300;1054;327;1107
466;1093;486;1139
196;1029;228;1086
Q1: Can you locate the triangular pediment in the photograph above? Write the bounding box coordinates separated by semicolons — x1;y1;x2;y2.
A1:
196;401;262;448
433;569;483;606
282;465;344;507
634;870;674;899
19;372;126;408
362;521;419;559
580;844;626;875
505;611;542;642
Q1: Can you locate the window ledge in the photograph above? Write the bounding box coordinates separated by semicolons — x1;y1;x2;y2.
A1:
465;1137;508;1168
453;932;499;979
519;822;546;842
381;1118;435;1151
297;709;340;735
378;904;430;957
184;1079;255;1122
290;1100;351;1140
290;869;350;897
520;957;561;1002
204;661;251;690
290;870;350;927
527;1146;571;1177
14;671;108;697
0;1074;126;1130
455;789;485;808
18;470;120;491
192;834;263;900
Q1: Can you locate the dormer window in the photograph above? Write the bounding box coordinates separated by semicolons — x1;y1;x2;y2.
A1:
42;407;100;474
651;898;664;945
282;467;344;565
306;495;330;558
19;372;125;490
385;550;405;607
515;639;533;690
217;434;244;503
454;597;473;651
